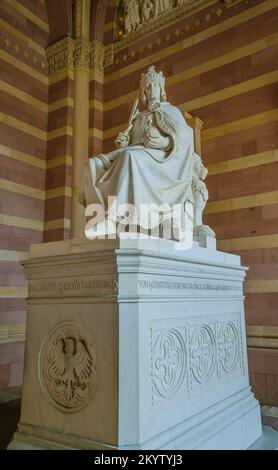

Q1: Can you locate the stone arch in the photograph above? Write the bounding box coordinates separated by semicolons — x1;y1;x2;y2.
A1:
45;1;120;45
90;0;113;42
100;0;121;44
45;0;74;45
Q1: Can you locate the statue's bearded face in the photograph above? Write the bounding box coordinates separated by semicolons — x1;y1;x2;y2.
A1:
144;81;161;104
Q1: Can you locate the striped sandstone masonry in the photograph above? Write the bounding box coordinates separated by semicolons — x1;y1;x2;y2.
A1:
0;0;48;389
0;0;277;402
44;63;74;241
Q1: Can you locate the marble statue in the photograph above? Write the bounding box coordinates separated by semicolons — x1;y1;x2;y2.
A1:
141;0;154;22
121;0;185;35
192;152;215;238
83;66;195;238
123;0;141;34
154;0;173;16
10;65;261;455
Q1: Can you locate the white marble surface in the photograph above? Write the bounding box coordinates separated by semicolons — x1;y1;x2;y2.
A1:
115;238;261;449
249;426;278;450
84;66;195;239
9;237;262;449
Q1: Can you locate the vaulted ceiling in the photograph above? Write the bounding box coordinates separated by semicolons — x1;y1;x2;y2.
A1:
44;0;119;45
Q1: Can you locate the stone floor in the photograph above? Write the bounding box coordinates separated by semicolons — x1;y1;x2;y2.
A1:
0;386;21;450
249;406;278;450
0;386;277;450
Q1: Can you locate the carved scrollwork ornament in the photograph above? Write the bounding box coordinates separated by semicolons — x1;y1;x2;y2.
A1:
39;321;98;413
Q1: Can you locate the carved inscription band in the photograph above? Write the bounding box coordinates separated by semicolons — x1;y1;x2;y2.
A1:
30;277;242;297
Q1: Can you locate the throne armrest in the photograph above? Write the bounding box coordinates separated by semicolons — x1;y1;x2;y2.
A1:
183;111;204;156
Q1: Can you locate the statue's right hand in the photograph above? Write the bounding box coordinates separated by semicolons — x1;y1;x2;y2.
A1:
115;131;129;148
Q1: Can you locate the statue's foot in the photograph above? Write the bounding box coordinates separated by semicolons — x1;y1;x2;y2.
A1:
193;224;216;238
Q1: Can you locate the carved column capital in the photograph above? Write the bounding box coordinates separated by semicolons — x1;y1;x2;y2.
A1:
46;37;105;79
104;43;114;68
91;40;105;76
46;37;75;76
73;37;92;70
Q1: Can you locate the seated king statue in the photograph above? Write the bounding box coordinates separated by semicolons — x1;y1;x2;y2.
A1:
83;66;195;238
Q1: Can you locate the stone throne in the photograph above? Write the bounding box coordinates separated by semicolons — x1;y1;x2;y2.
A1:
9;71;262;450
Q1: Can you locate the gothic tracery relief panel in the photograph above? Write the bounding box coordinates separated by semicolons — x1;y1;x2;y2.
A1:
150;315;244;413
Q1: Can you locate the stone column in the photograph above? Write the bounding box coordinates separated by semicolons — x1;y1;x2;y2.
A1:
71;0;91;239
71;39;90;238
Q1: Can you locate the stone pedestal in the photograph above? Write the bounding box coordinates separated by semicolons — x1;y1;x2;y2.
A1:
9;237;262;450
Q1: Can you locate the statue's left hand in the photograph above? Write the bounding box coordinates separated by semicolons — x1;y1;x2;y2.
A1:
145;126;161;139
144;125;171;150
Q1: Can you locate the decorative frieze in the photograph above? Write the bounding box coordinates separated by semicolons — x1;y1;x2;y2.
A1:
113;0;246;54
46;37;75;75
121;0;197;36
46;37;105;77
116;0;219;50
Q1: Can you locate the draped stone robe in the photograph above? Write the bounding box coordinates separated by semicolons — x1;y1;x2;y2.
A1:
83;102;194;224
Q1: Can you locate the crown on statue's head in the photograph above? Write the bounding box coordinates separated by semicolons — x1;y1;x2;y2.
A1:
140;66;165;89
140;66;167;104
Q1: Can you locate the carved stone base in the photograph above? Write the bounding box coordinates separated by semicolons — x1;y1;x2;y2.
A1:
8;237;262;450
193;224;216;239
194;233;217;249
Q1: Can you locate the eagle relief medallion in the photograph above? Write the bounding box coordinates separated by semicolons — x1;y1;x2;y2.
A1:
39;322;98;413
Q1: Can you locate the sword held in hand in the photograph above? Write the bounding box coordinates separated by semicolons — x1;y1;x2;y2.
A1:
115;96;139;148
116;97;139;143
126;97;139;134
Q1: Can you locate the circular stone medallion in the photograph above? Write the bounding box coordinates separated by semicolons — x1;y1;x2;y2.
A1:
39;321;97;413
